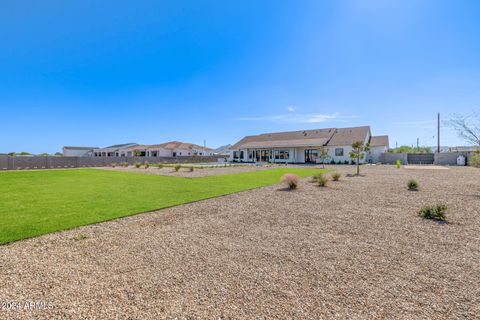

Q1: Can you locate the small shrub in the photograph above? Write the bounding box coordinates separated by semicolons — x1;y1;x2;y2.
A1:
111;163;117;168
71;234;88;241
174;164;181;172
316;173;328;187
281;173;299;190
123;162;129;167
331;172;341;181
144;162;150;169
135;162;141;168
396;159;401;169
407;179;419;191
470;149;480;168
312;173;322;182
158;163;163;169
189;166;194;172
418;204;447;221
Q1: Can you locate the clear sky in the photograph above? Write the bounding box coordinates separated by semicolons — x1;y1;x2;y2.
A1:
1;0;479;153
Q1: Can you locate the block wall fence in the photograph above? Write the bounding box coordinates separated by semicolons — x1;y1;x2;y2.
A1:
0;156;225;170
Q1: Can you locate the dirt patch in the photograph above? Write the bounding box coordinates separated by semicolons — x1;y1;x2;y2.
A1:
1;165;479;319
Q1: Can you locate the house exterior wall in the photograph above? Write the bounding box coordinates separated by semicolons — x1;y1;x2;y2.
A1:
230;145;371;164
368;146;388;163
62;148;92;157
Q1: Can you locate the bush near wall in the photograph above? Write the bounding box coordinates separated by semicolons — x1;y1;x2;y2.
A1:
470;149;480;168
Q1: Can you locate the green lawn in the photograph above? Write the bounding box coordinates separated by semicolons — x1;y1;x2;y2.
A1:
0;167;325;244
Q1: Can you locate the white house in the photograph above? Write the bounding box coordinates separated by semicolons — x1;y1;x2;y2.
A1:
117;141;215;157
229;126;389;164
92;143;138;157
63;146;98;157
367;136;389;163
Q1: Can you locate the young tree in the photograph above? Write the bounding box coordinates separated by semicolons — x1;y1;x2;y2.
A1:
133;149;142;157
317;146;330;168
349;141;370;175
448;113;480;146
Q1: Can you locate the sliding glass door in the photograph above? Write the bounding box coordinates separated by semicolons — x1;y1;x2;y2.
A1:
304;149;318;163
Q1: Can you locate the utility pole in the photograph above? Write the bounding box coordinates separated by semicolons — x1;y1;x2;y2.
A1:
437;112;440;153
416;138;419;149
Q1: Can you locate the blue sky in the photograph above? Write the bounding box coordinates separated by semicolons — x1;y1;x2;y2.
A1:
1;0;479;153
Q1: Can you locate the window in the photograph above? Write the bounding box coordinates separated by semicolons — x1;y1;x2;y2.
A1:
274;150;290;160
335;148;344;156
248;150;254;159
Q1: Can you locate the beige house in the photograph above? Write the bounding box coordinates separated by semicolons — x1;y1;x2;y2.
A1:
229;126;388;164
118;141;215;157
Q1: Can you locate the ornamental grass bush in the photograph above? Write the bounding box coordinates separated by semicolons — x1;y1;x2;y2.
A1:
316;173;328;187
331;172;341;181
174;164;181;172
418;204;447;221
135;162;141;169
407;179;419;191
281;173;299;190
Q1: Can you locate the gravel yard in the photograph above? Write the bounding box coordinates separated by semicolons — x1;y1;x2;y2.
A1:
1;165;479;319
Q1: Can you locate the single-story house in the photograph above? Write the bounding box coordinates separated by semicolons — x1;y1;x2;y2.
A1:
117;141;215;157
63;146;98;157
92;143;138;157
229;126;389;164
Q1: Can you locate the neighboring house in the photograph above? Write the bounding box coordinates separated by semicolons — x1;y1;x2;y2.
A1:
214;144;232;156
118;141;215;157
62;146;98;157
229;126;389;164
92;143;138;157
367;135;389;163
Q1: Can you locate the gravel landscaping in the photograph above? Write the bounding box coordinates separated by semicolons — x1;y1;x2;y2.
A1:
1;165;479;319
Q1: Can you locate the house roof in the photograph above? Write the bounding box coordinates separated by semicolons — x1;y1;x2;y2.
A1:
325;126;371;146
369;135;389;147
231;126;372;149
63;146;97;150
119;141;215;152
94;143;139;152
231;128;336;149
146;141;214;151
104;143;138;149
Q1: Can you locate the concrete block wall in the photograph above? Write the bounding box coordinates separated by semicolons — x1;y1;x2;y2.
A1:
379;153;408;165
0;155;222;170
379;152;475;166
434;152;465;165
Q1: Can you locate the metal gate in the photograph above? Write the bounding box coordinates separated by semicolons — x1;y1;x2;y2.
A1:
407;153;434;164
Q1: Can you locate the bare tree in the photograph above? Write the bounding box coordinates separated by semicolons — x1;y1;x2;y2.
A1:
448;113;480;146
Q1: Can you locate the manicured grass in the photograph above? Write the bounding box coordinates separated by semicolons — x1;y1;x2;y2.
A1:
0;168;326;244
